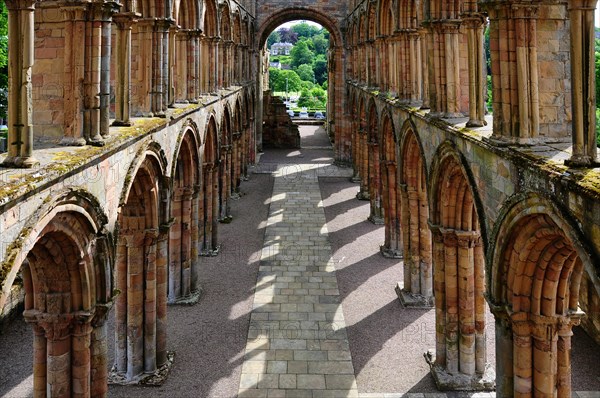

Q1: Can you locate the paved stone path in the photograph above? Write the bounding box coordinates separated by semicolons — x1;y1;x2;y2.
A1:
238;164;359;398
236;161;600;398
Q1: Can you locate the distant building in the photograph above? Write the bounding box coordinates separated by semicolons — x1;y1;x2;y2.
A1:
271;42;293;55
269;61;282;69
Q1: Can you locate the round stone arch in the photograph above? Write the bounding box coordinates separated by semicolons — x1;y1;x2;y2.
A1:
0;188;110;314
256;8;343;49
487;192;600;396
0;188;112;396
255;7;351;164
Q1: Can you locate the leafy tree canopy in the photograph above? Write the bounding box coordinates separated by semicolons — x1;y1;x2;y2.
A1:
296;64;315;83
290;40;314;68
312;55;328;85
311;34;329;56
267;30;281;49
277;28;298;44
291;23;321;40
269;68;303;92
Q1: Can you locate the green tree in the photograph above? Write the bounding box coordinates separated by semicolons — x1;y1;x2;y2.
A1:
269;67;281;91
312;55;328;85
290;40;314;68
277;28;298;44
267;30;281;49
270;69;303;92
291;23;321;40
296;64;315;82
311;34;329;56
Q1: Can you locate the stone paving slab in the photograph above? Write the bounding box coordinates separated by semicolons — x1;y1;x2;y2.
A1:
238;163;358;397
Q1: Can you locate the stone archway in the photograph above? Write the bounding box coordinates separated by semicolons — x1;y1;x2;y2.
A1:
397;123;433;307
427;143;493;390
254;6;351;164
489;195;598;397
169;128;202;304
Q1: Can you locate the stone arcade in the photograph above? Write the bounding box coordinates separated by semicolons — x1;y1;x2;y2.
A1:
1;0;600;396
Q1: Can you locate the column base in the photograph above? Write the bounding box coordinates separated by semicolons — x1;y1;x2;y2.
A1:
200;245;221;257
230;191;242;200
350;175;361;183
368;215;384;225
112;120;132;127
108;351;175;386
219;215;233;224
565;156;600;168
395;283;434;308
87;138;106;147
424;350;496;391
380;246;403;259
333;159;352;168
1;156;39;168
60;137;87;146
356;191;370;201
168;288;203;306
466;119;487;128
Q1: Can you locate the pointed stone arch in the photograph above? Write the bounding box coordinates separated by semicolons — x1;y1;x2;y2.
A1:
219;105;234;222
356;94;369;200
396;120;433;307
380;108;403;259
489;193;599;397
427;141;493;390
366;99;383;225
201;114;221;255
113;145;171;384
169;124;202;304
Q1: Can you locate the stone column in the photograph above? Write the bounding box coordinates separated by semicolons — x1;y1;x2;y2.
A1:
112;13;136;127
90;303;111;398
190;184;201;292
464;14;487;127
351;124;361;183
430;20;463;118
381;161;402;258
114;236;128;373
99;5;115;137
71;318;94;398
419;27;430;109
367;140;383;224
126;232;145;379
219;146;233;222
30;323;47;396
85;3;114;145
143;229;158;373
2;0;38;168
408;31;421;103
427;226;493;390
212;37;221;92
61;4;88;146
429;224;446;365
156;225;169;366
357;129;369;200
567;0;598;166
174;30;188;103
187;31;200;103
491;307;514;397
